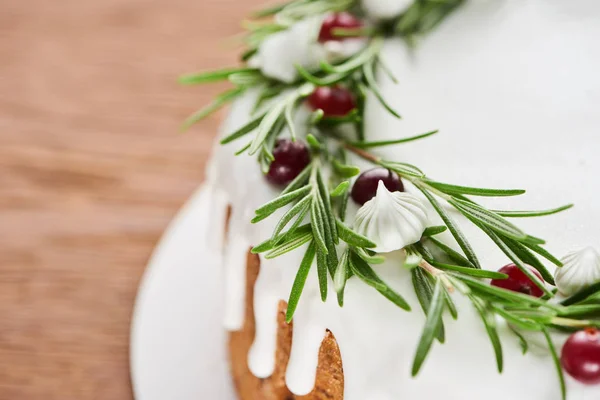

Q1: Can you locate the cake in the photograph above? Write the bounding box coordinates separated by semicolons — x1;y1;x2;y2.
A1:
181;1;600;399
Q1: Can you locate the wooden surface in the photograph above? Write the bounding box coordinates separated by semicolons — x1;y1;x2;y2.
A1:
0;0;258;398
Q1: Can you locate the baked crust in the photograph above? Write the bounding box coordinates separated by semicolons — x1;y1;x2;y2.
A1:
228;250;344;399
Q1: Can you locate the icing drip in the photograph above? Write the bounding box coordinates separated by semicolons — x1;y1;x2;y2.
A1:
207;1;600;399
222;229;251;330
285;277;328;395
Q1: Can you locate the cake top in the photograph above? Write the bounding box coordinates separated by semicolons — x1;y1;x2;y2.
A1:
181;0;600;396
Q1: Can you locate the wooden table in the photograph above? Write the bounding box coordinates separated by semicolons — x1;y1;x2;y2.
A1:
0;0;258;398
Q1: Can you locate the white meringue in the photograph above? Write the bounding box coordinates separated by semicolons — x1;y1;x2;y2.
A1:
555;247;600;296
254;16;366;83
354;181;428;253
362;0;413;20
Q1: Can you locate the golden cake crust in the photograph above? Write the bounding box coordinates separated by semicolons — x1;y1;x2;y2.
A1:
228;250;344;399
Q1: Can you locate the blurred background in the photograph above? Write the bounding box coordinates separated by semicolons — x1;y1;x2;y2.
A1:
0;0;259;398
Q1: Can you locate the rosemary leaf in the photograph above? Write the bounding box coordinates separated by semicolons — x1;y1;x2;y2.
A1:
306;133;322;150
332;159;361;178
560;281;600;306
229;70;265;86
253;185;311;220
456;274;560;310
295;64;349;86
316;169;338;243
350;252;411;310
331;181;350;197
271;195;312;239
558;304;600;318
422;225;448;237
316;193;339;275
426;181;525;197
253;224;312;253
286;241;316;322
338;184;350;222
490;304;541;331
265;230;313;259
182;87;245;131
412;278;445;376
471;297;503;372
250;83;313;155
412;268;445;343
281;164;312;195
249;102;286;155
492;204;574;218
375;55;398;84
310;109;325;125
419;188;481;268
284;95;299;141
542;328;566;400
379;160;426;178
334;249;350;305
508;325;530;355
427;236;475;268
523;242;563;267
316;248;328;301
350;130;438;149
429;260;508;279
444;288;458;320
449;198;528;242
220;112;266;144
322;37;383;74
363;59;401;119
310;193;329;254
353;246;386;264
320;109;361;125
337;219;377;248
179;67;258;85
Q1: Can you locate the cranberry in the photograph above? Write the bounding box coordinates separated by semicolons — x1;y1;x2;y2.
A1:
490;263;544;297
351;168;403;205
266;139;311;186
561;328;600;384
307;86;356;118
318;12;363;43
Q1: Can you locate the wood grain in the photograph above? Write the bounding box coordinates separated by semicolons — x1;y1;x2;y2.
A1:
0;0;259;398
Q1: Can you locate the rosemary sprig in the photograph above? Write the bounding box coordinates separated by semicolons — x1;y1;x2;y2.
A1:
181;1;591;397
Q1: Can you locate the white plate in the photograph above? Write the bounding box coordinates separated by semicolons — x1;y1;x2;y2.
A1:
130;186;236;400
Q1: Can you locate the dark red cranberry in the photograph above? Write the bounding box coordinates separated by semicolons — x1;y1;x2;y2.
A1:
307;86;356;118
266;139;311;186
351;168;403;205
490;263;544;297
561;328;600;384
318;12;363;42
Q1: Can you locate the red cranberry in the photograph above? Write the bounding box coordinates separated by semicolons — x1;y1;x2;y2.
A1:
490;263;544;297
266;139;311;186
351;168;403;205
307;86;356;118
318;12;363;43
561;328;600;384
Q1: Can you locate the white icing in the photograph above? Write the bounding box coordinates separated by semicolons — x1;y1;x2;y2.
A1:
205;1;600;399
254;15;365;83
354;181;428;253
362;0;412;20
222;229;251;330
556;247;600;297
